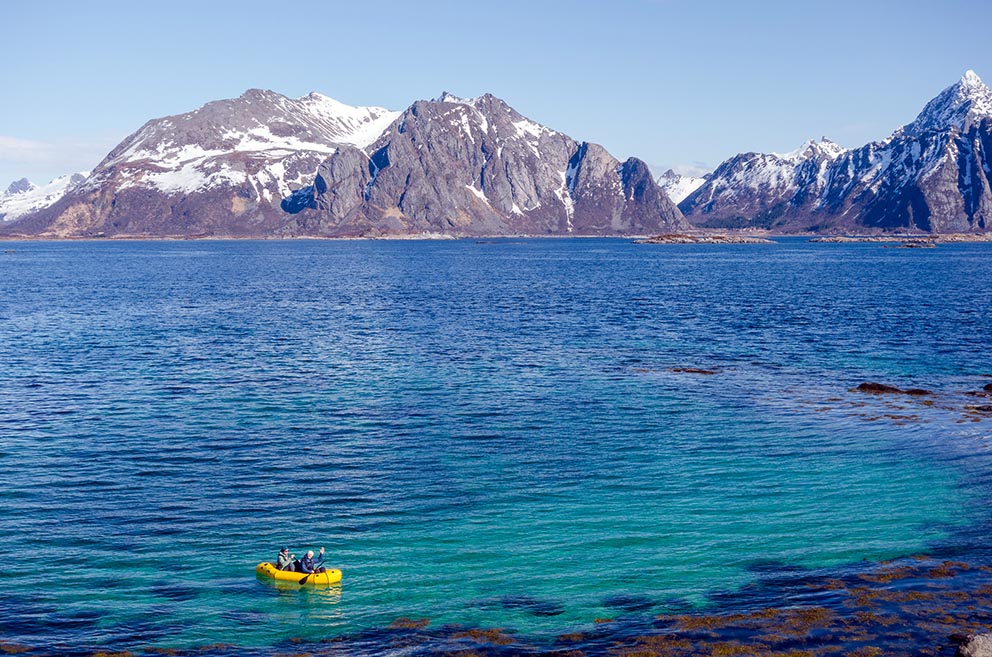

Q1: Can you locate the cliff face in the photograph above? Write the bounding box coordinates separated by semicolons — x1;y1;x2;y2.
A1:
282;94;687;237
682;71;992;233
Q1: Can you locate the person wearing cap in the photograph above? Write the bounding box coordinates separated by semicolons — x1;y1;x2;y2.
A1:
298;547;326;574
276;547;296;571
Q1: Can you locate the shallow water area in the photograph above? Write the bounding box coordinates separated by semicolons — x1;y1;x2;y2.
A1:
1;238;991;654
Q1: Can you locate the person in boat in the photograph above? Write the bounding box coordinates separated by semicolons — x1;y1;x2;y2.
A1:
298;547;326;574
276;547;296;571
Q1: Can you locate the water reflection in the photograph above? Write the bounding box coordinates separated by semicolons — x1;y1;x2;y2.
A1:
257;576;344;624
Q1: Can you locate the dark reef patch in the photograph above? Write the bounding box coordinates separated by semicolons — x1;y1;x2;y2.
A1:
474;594;566;617
6;557;992;657
603;593;658;612
150;582;199;602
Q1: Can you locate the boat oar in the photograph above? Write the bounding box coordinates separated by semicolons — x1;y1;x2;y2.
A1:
298;572;314;585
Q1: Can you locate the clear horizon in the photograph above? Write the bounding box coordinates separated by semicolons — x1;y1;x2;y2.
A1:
2;0;989;186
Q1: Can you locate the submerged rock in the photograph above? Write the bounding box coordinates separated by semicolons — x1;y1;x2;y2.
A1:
851;382;932;395
853;382;904;394
498;594;565;617
881;239;938;248
668;367;719;375
602;593;657;612
958;633;992;657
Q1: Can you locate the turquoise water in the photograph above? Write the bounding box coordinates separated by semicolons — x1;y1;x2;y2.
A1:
1;238;990;652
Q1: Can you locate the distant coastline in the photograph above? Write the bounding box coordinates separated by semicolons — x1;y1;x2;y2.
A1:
809;233;992;243
3;230;992;243
6;72;992;241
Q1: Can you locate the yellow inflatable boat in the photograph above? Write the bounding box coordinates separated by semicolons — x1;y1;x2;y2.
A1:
255;562;342;585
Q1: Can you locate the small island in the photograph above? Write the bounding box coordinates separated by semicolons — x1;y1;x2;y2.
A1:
810;234;992;245
634;233;776;244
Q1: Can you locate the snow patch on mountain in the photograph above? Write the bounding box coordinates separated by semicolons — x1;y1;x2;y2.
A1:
556;169;575;231
297;92;399;148
512;118;555;156
84;89;399;198
774;138;848;162
657;169;709;203
433;91;560;156
435;91;482;106
0;172;88;222
465;184;489;203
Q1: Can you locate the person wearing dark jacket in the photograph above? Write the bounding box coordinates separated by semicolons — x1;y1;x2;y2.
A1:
298;547;326;573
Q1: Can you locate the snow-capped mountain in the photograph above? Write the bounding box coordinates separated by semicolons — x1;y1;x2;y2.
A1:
7;90;399;237
87;89;399;199
682;71;992;233
657;169;709;204
282;92;687;236
12;71;990;237
680;138;847;228
5;89;686;238
0;172;88;222
901;69;992;138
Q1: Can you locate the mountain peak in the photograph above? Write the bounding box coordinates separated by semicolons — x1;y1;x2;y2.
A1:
905;70;992;136
239;88;282;100
776;137;846;162
4;177;36;195
656;169;709;204
299;91;339;106
961;69;983;88
297;91;381;116
435;91;471;104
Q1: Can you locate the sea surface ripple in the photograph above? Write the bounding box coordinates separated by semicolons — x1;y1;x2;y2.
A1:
1;238;990;652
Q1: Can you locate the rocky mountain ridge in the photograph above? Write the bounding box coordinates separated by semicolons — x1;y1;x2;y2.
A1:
5;178;36;195
0;172;89;223
281;93;685;236
681;71;992;233
6;71;992;237
2;90;686;238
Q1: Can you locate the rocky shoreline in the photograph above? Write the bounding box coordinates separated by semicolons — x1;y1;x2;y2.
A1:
3;231;991;244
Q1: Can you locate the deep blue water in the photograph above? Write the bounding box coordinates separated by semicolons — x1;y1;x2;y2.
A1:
1;238;991;653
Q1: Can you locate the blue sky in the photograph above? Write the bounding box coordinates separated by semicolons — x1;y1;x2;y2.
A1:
1;0;989;186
